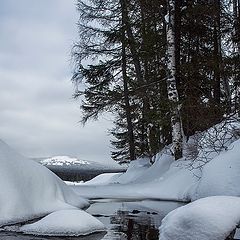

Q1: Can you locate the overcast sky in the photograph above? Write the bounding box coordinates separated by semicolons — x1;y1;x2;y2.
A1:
0;0;115;165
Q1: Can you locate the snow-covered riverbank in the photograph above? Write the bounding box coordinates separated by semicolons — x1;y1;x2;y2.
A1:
72;138;240;202
1;120;240;239
69;123;240;239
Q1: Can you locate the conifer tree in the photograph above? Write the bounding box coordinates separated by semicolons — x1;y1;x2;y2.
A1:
72;0;240;164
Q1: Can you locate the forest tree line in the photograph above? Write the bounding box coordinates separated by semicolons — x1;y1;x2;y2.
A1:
72;0;240;163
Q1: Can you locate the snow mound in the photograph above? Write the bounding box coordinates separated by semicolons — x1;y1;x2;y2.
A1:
159;196;240;240
193;139;240;200
131;153;173;184
113;157;152;184
148;159;198;201
72;120;240;202
41;156;90;166
74;154;198;201
20;210;105;236
84;173;122;185
0;139;89;227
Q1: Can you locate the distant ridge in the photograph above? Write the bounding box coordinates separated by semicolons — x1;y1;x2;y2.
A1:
32;155;126;171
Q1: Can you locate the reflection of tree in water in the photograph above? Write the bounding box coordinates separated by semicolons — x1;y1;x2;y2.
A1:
110;210;159;240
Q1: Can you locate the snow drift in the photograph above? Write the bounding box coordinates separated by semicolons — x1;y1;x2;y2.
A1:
193;139;240;200
74;153;199;201
0;139;89;227
77;121;240;202
20;210;105;236
159;196;240;240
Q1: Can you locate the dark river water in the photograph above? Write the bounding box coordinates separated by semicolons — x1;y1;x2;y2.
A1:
0;199;184;240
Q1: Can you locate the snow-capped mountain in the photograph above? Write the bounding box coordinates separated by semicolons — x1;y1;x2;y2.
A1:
36;155;126;182
38;155;125;171
41;156;90;167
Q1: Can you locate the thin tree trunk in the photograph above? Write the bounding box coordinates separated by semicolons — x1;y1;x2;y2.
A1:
175;0;181;90
121;0;144;84
213;0;221;105
233;0;240;114
234;0;240;51
238;0;240;51
121;0;136;161
166;0;183;160
218;0;231;113
139;0;155;158
122;0;151;156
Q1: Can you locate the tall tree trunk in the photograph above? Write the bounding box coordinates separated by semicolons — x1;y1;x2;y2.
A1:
122;41;136;161
238;0;240;51
166;0;183;160
175;0;181;90
121;0;136;161
139;0;156;158
122;0;151;156
218;0;231;113
234;0;240;51
121;0;143;84
233;0;240;114
213;0;221;105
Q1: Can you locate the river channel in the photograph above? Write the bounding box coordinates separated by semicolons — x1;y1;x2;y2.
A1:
0;199;184;240
0;167;239;240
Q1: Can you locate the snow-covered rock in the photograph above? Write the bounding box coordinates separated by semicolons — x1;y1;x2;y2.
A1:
20;210;105;236
193;139;240;200
159;196;240;240
0;139;89;227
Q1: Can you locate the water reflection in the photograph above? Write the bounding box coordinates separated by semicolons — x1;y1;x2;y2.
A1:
88;200;184;240
111;213;159;240
107;210;158;239
0;200;183;240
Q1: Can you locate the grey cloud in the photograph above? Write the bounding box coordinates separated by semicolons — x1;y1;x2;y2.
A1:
0;0;115;165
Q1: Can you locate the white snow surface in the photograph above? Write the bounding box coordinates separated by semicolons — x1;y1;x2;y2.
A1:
159;196;240;240
73;154;199;201
114;157;152;184
20;210;105;236
74;121;240;202
84;173;122;185
41;155;90;166
193;139;240;200
83;157;160;186
0;139;89;227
